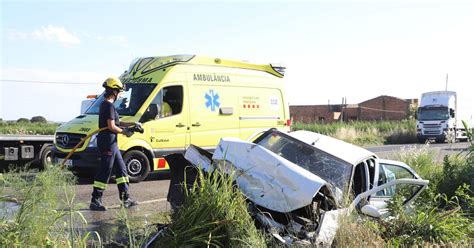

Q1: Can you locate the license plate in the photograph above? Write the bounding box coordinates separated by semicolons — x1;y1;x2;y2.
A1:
56;158;73;167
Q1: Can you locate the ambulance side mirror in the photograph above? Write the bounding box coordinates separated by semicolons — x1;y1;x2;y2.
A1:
141;104;159;122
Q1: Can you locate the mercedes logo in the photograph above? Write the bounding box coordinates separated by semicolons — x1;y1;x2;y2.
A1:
61;135;69;147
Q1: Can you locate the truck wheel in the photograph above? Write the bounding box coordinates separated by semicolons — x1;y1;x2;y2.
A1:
123;150;150;183
40;145;53;170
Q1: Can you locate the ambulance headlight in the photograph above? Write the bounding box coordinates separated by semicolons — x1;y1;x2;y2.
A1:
88;134;97;147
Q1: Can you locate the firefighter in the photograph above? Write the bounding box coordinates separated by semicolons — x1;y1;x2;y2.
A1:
90;77;140;211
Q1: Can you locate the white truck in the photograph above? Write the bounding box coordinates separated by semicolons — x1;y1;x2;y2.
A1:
416;91;469;143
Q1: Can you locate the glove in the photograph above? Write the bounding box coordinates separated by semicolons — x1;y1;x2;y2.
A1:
134;122;144;133
122;128;134;137
134;122;143;129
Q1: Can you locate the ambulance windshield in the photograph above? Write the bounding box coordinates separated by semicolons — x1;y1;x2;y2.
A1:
86;83;156;116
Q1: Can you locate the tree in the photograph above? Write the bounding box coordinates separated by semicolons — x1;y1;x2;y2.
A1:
17;118;30;123
31;116;47;123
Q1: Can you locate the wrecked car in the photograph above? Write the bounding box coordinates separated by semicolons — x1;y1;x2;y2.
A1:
165;128;429;246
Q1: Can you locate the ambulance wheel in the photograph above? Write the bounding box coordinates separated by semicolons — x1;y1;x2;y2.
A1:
124;150;150;183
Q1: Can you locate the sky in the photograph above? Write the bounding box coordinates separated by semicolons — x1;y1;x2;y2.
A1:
1;0;473;122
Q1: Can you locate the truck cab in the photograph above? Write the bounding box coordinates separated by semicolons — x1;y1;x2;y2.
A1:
416;91;459;143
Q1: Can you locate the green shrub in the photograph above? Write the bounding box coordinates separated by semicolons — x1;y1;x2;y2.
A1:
395;144;438;179
16;118;30;123
379;191;472;246
0;166;100;246
157;169;266;247
438;155;474;201
333;214;385;247
30;116;47;123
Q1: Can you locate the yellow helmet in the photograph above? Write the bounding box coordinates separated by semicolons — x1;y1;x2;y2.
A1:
102;77;124;92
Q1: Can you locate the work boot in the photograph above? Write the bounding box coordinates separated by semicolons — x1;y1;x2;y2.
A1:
89;197;106;211
122;197;138;208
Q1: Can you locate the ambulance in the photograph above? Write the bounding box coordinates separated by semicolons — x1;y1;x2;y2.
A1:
53;55;291;182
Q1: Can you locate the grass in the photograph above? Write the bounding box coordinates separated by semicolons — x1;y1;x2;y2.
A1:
333;135;474;247
0;166;101;247
0;165;163;247
0;121;60;135
293;120;417;146
0;119;471;246
155;168;266;247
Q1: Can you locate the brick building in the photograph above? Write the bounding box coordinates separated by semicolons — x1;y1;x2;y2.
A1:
290;95;418;124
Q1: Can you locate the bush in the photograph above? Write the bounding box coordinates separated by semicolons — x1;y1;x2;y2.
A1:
157;169;266;247
0;167;100;246
16;118;30;123
333;215;385;247
30;116;47;123
378;191;472;246
395;144;438;179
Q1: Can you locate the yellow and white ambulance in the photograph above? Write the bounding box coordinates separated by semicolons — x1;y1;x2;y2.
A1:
53;55;290;182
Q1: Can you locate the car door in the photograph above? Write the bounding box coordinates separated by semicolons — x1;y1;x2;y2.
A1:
350;177;429;217
367;159;428;212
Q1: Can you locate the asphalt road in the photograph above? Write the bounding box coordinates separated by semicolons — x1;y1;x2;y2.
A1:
366;141;469;161
74;141;470;236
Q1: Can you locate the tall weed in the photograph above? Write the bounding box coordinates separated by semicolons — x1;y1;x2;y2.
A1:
156;168;266;247
380;192;472;246
0;166;101;247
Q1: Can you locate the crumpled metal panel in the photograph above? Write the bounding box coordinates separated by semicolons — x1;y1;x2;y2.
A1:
212;137;328;213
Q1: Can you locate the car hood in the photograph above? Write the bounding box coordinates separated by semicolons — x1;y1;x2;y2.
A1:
211;137;331;213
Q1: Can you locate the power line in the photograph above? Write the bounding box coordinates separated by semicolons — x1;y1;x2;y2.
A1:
0;79;96;85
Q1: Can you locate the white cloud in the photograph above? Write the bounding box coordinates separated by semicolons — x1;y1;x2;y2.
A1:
32;25;81;46
8;25;81;47
7;26;129;47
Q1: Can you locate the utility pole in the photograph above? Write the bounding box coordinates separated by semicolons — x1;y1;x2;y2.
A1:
445;73;448;91
340;97;346;123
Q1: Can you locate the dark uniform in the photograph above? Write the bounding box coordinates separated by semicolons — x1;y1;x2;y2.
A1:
92;100;130;201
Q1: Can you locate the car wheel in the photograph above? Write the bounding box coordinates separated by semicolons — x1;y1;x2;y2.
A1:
40;145;53;170
123;150;150;183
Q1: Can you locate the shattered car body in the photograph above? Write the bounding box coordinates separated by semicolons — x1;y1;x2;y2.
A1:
166;129;429;245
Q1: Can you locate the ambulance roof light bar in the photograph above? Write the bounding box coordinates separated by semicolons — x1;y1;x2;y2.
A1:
270;63;286;76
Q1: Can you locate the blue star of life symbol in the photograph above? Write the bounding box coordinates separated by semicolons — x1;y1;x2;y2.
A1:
205;89;220;112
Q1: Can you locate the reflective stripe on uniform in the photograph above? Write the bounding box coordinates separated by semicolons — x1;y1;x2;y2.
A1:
93;181;107;190
116;176;129;184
